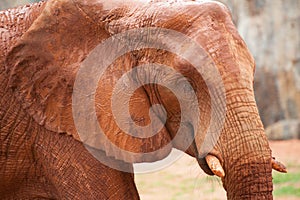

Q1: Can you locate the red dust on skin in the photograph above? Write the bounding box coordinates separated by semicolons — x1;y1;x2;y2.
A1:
0;0;289;199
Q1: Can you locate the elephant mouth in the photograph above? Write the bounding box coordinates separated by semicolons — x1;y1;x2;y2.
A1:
197;157;215;176
183;134;221;176
191;141;218;176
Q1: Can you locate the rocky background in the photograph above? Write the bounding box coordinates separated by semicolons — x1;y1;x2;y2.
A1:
1;0;299;140
218;0;300;140
0;0;41;10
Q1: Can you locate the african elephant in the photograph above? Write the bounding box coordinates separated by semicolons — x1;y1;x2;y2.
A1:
0;0;287;199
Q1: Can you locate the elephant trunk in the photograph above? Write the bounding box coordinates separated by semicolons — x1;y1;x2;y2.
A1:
195;86;274;199
220;91;273;199
222;129;273;199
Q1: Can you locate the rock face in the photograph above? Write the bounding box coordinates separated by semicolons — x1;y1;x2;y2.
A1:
265;120;300;140
0;0;40;10
218;0;300;137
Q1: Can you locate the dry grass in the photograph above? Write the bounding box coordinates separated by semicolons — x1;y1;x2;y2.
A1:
135;140;300;200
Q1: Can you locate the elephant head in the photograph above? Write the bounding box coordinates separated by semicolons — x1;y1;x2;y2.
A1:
5;0;287;199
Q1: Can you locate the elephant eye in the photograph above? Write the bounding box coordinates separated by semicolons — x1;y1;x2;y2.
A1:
183;82;194;93
174;78;196;101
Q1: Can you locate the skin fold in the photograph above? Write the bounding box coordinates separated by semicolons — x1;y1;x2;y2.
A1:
0;0;284;199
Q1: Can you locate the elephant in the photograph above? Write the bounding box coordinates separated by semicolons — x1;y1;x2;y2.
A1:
0;0;287;199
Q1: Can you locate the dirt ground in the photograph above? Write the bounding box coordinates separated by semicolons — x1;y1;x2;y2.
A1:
135;140;300;200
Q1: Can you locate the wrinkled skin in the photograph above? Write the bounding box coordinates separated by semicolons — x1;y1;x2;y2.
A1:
0;0;276;199
0;2;140;199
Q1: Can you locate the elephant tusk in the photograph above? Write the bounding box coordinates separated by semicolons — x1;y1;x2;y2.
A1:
205;155;225;178
271;157;287;173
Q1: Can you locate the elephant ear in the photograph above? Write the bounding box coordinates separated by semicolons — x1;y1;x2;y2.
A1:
5;0;172;163
5;0;103;140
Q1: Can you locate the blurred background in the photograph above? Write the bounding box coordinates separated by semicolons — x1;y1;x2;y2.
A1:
219;0;300;141
1;0;299;199
0;0;40;10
